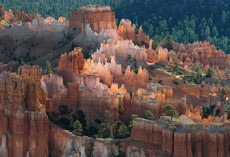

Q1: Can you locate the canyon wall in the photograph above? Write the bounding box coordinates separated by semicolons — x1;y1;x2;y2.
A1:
0;65;49;157
131;117;230;157
49;124;119;157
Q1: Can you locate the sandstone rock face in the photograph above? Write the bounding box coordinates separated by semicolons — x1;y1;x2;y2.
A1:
123;66;149;92
18;65;46;112
70;6;116;33
58;48;84;83
83;59;114;86
73;74;120;122
156;46;169;63
146;41;158;64
0;69;49;157
49;124;119;157
18;65;42;81
174;42;230;69
136;26;150;45
41;74;67;99
95;39;147;67
30;17;68;31
83;56;149;92
117;19;136;40
120;82;188;121
41;74;67;111
117;20;150;46
131;118;230;157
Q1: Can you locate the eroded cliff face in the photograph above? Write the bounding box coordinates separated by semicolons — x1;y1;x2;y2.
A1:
130;117;230;157
83;56;149;92
95;39;147;67
0;65;49;157
0;68;120;157
173;42;230;69
58;48;84;83
49;124;119;157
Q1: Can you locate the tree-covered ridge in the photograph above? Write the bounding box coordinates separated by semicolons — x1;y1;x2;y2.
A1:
2;0;230;54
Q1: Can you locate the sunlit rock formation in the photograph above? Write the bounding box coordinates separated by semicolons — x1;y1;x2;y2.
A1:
58;47;84;83
131;117;230;157
30;16;69;31
70;6;116;33
83;56;149;92
0;66;49;157
174;42;230;69
95;39;147;67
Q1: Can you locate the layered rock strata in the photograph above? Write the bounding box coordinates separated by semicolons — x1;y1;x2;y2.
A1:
131;117;230;157
0;66;49;157
58;47;84;83
70;6;116;33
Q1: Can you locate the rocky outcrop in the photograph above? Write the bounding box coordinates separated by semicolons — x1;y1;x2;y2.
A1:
73;74;120;122
30;16;68;32
131;117;230;157
0;69;49;157
70;6;116;33
95;39;147;67
41;74;67;99
18;65;42;81
49;124;119;157
127;83;188;120
58;48;84;83
174;42;230;69
123;66;149;92
117;19;136;40
41;74;67;112
83;56;149;92
156;46;169;63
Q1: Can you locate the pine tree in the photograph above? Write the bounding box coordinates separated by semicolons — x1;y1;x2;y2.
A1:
73;120;83;136
206;68;213;78
194;66;203;84
45;60;53;74
221;11;227;24
162;35;174;50
117;124;129;138
118;97;124;113
224;106;230;119
162;105;179;121
143;110;155;120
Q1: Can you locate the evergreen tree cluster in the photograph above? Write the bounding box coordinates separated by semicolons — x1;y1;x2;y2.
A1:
116;0;230;54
